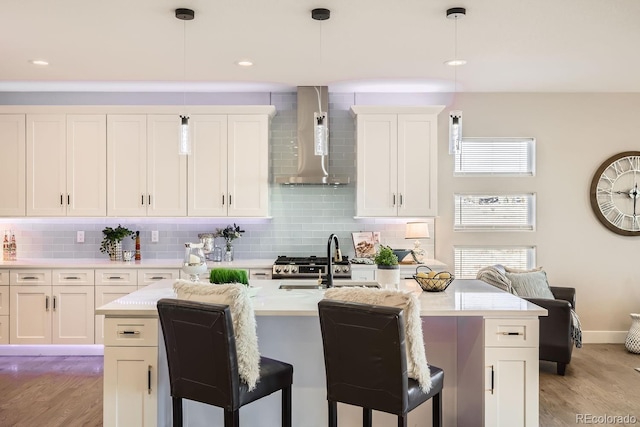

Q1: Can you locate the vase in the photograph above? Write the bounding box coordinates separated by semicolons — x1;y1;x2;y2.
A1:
107;241;122;261
376;265;400;289
625;313;640;354
224;242;234;262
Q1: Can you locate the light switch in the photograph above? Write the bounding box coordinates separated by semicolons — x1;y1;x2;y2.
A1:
151;230;159;243
76;231;85;243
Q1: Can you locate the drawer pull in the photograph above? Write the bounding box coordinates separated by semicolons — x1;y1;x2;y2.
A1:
150;276;164;280
22;276;38;280
64;276;80;280
253;272;268;276
118;330;141;336
500;332;523;336
108;276;123;280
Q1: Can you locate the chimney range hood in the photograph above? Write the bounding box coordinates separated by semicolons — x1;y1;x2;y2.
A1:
276;86;350;185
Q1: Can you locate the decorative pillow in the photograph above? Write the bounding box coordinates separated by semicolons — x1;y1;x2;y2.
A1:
503;265;543;274
323;287;432;393
505;270;555;299
173;281;260;391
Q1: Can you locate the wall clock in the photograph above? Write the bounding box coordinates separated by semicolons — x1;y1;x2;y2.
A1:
589;151;640;236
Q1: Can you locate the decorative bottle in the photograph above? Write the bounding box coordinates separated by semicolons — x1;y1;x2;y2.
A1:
2;231;8;261
9;230;16;261
135;231;141;261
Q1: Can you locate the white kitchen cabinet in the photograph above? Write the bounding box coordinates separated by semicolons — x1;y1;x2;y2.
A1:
9;269;94;344
95;269;139;344
0;315;8;344
350;106;443;217
188;114;269;217
107;115;148;217
0;114;26;216
104;346;157;427
249;268;272;280
147;115;187;216
0;277;9;344
484;318;539;427
26;114;107;216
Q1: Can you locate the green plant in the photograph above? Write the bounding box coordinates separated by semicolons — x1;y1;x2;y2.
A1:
100;225;135;253
374;245;399;266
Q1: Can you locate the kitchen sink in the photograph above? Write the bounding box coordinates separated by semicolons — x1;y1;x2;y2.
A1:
279;281;380;290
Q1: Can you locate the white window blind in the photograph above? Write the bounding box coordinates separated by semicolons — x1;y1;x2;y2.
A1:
454;137;535;176
454;246;536;279
454;193;536;231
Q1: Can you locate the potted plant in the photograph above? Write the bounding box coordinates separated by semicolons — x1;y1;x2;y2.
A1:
213;223;245;261
100;225;135;261
374;245;400;288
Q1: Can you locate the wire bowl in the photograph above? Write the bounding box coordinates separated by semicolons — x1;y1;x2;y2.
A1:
413;266;454;292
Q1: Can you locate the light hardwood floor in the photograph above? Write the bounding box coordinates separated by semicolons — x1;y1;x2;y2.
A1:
0;345;639;426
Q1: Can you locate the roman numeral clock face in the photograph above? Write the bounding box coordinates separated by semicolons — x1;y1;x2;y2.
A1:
590;151;640;236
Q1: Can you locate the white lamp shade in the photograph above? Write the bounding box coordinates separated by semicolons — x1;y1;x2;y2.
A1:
405;222;430;240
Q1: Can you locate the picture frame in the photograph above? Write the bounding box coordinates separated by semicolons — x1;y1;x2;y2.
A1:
352;231;381;258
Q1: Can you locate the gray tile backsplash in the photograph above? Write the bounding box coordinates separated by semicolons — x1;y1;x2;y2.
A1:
0;92;435;260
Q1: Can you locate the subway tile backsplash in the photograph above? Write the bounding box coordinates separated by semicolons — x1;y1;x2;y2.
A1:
0;92;435;260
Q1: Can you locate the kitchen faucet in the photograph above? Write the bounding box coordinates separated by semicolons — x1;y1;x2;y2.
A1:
325;234;342;288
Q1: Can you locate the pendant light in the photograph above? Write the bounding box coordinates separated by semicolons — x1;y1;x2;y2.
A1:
446;7;466;155
176;8;194;155
311;9;330;173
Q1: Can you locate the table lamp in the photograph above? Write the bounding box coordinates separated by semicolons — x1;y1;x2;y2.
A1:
405;222;430;264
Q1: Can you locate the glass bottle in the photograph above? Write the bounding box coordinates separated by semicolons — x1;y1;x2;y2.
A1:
2;231;8;261
182;242;207;282
9;231;16;261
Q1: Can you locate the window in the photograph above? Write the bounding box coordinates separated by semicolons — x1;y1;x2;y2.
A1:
454;193;536;231
454;137;535;176
454;246;536;279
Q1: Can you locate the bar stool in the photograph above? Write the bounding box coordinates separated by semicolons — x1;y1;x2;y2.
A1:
157;298;293;427
318;299;444;427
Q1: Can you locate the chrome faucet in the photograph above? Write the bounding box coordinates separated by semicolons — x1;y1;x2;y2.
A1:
326;234;342;288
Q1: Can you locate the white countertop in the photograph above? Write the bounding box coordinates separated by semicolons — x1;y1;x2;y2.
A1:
0;258;275;269
96;278;547;318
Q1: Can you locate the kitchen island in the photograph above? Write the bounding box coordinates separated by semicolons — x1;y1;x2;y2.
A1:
97;279;546;427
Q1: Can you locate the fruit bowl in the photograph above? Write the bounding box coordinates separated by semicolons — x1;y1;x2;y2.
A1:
413;266;454;292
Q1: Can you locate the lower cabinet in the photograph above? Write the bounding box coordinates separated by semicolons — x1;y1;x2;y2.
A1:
103;316;158;427
95;285;137;344
10;284;94;344
137;269;179;289
0;285;8;344
484;318;539;427
104;346;157;427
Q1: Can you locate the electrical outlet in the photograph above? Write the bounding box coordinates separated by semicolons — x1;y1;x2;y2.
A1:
151;230;159;243
76;231;85;243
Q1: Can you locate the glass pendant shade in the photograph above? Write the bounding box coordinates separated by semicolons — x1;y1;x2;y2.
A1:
449;111;462;155
314;112;328;156
179;115;191;155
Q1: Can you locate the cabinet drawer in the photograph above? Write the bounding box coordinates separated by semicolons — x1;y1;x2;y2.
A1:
249;268;272;280
484;318;539;348
104;317;158;347
0;271;9;286
95;269;137;286
137;269;179;288
52;269;95;286
10;270;51;285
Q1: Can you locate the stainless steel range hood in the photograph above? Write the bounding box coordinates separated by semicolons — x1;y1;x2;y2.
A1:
276;86;350;185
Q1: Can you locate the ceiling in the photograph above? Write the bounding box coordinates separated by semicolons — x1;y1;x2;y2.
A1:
2;0;640;93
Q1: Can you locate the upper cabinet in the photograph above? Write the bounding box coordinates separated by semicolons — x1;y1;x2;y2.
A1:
188;114;269;217
350;106;443;217
27;114;107;216
0;115;26;216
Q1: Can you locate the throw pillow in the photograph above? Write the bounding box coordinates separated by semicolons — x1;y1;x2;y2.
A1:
505;270;555;299
323;287;432;393
173;281;260;391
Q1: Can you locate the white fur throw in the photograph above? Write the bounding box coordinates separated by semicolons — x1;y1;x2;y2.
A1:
173;281;260;391
323;287;432;393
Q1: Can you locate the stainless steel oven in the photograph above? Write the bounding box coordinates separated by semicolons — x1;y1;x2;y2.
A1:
272;256;351;280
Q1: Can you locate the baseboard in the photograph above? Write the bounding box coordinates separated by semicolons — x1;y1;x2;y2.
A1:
582;330;627;344
0;344;104;356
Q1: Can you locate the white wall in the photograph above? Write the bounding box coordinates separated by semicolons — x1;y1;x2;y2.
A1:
436;93;640;342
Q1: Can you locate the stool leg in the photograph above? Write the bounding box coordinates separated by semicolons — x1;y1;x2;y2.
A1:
363;408;372;427
282;385;292;427
172;397;182;427
224;409;240;427
328;401;337;427
397;414;407;427
432;392;442;427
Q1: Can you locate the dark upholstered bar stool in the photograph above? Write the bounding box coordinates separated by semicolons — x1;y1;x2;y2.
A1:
157;298;293;427
318;299;444;427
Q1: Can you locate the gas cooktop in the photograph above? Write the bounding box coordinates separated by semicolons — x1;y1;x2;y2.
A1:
272;255;351;279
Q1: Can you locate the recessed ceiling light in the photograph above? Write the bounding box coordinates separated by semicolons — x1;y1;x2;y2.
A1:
444;59;467;66
30;59;49;66
236;60;254;67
